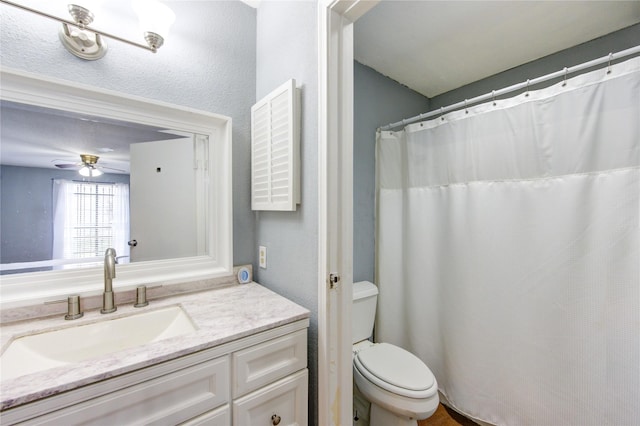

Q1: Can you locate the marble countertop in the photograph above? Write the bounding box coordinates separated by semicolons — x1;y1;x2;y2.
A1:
0;283;310;411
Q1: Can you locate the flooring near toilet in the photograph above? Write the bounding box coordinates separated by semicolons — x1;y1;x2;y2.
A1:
417;404;477;426
354;385;476;426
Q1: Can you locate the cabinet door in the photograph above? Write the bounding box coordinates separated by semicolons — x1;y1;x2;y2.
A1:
233;369;307;426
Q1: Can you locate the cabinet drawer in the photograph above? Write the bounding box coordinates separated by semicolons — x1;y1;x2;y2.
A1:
233;329;307;397
233;369;308;426
21;356;229;426
180;404;230;426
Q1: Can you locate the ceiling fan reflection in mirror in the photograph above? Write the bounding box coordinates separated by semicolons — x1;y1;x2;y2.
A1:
54;154;126;177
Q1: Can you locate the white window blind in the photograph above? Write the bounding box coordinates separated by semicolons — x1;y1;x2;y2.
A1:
251;79;300;211
53;180;130;265
71;182;114;258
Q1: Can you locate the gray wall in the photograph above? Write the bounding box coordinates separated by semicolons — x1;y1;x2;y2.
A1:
353;62;430;283
430;23;640;110
353;24;640;284
255;1;318;423
0;166;129;267
0;1;257;265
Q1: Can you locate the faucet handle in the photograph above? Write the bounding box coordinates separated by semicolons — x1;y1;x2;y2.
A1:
65;295;84;320
134;285;149;308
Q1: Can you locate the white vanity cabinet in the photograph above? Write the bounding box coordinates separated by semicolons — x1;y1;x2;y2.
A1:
232;329;308;426
1;320;308;426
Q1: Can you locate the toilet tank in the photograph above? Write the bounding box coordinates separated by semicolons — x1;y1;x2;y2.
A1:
352;281;379;344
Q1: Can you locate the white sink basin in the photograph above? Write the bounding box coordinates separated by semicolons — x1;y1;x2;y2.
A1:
1;306;196;381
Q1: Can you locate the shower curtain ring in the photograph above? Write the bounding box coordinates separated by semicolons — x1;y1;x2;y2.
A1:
492;90;496;106
607;52;613;74
525;79;531;97
562;67;568;87
465;99;468;114
440;107;445;121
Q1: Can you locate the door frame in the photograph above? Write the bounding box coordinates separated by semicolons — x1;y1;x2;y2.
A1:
317;2;379;425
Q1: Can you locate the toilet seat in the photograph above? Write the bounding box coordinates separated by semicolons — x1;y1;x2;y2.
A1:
354;343;436;399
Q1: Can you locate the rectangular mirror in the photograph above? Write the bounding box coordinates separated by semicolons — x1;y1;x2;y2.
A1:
1;100;210;272
0;68;233;308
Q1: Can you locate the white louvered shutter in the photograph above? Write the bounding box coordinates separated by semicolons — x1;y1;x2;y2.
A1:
251;79;300;211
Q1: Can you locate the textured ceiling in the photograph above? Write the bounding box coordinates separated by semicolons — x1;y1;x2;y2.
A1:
354;1;640;98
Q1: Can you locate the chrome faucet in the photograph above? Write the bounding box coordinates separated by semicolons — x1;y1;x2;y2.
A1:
101;248;117;314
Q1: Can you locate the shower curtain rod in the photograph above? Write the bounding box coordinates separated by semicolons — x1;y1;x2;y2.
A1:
378;44;640;132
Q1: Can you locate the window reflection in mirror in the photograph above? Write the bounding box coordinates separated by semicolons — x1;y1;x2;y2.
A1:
0;100;209;275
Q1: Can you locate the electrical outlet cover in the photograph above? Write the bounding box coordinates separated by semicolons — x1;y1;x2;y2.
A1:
259;246;267;268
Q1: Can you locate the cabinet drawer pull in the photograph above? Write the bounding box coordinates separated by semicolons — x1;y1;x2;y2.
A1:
271;414;281;425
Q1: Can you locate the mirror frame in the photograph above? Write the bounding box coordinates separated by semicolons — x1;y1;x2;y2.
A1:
0;67;233;308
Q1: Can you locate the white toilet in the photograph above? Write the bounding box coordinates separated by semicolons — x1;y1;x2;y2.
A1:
352;281;439;426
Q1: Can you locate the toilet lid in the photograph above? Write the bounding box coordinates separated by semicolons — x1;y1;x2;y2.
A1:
355;343;435;396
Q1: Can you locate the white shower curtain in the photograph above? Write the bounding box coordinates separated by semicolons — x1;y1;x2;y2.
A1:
376;57;639;426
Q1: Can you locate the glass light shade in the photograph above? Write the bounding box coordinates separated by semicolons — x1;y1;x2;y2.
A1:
79;166;103;177
133;0;176;39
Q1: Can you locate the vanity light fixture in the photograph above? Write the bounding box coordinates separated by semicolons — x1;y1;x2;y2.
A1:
0;0;175;60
